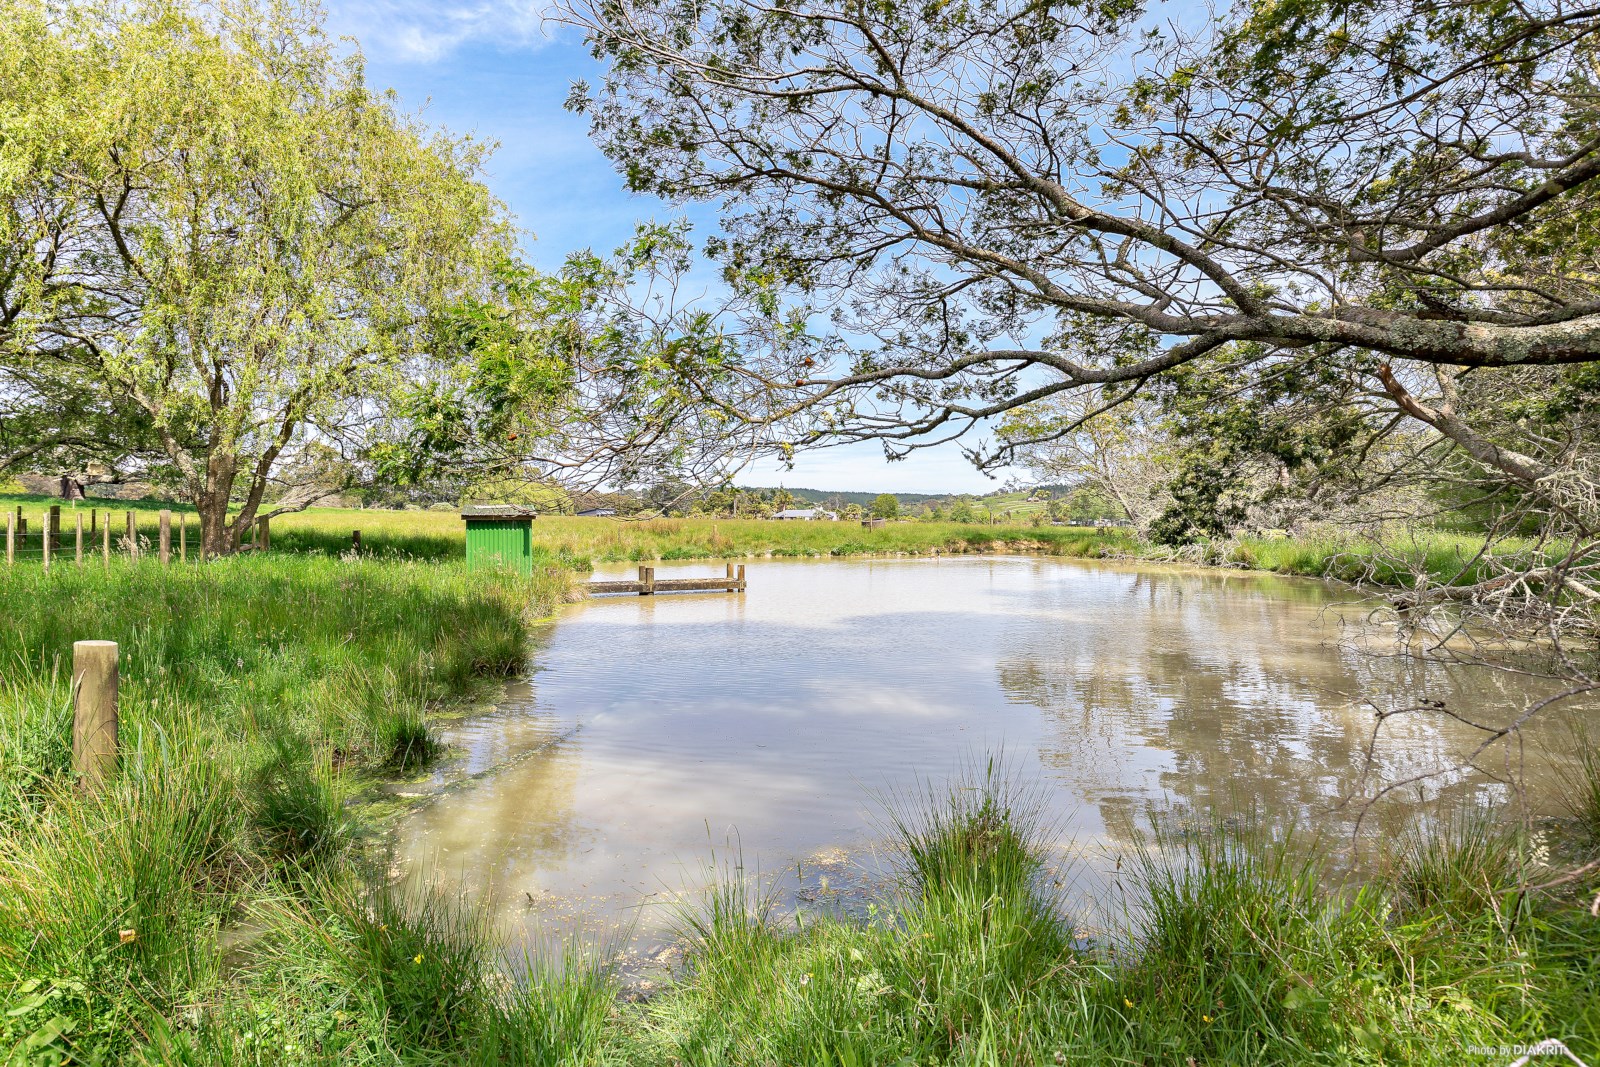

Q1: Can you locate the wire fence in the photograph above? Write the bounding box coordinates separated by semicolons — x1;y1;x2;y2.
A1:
3;506;225;569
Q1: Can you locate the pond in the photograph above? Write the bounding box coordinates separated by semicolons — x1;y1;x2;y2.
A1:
392;555;1580;970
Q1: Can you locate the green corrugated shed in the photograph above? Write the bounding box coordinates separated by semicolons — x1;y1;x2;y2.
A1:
460;505;537;574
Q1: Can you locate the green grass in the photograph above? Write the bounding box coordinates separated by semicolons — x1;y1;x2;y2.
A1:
0;554;573;1064
0;493;1130;568
619;773;1600;1066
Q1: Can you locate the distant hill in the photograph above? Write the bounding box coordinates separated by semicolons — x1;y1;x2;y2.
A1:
737;486;953;507
737;483;1080;508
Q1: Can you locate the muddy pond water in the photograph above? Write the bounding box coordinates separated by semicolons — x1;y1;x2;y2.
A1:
392;555;1581;969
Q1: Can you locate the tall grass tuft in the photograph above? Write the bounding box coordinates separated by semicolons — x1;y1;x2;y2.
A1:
887;760;1046;901
1560;722;1600;846
1394;810;1525;922
251;734;347;864
382;709;439;771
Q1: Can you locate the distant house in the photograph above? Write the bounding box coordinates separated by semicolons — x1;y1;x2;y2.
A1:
772;508;837;521
577;507;617;517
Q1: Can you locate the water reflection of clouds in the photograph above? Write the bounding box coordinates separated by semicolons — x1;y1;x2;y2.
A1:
397;556;1580;965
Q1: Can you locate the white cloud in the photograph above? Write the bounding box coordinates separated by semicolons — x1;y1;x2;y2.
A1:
326;0;553;64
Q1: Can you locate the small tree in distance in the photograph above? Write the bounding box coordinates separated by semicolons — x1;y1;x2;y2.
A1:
870;494;900;520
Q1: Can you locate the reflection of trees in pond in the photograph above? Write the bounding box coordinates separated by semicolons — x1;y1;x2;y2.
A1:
400;737;590;904
995;567;1564;845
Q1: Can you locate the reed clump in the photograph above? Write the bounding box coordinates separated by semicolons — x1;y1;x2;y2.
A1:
629;779;1600;1066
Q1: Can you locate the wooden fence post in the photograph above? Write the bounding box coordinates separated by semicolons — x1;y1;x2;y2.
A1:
91;508;97;536
48;505;60;552
726;562;735;590
639;565;655;595
737;564;746;592
72;641;119;789
352;529;361;552
41;511;50;573
256;515;270;551
159;510;171;565
179;516;186;562
102;518;110;567
125;511;137;560
76;512;84;565
4;511;12;567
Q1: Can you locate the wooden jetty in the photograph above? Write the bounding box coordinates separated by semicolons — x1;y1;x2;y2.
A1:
586;563;746;596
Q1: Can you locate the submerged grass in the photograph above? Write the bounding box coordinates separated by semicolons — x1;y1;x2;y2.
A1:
1561;722;1600;848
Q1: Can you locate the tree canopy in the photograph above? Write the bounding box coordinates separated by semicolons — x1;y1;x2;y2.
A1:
570;0;1600;426
1;0;509;551
567;0;1600;619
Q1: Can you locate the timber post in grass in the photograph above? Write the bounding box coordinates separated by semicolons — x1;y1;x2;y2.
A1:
352;529;361;552
41;511;50;572
179;517;186;562
72;641;119;790
125;511;137;560
49;505;60;552
5;511;12;566
256;515;270;551
102;517;110;566
159;510;172;564
76;512;84;565
90;508;96;536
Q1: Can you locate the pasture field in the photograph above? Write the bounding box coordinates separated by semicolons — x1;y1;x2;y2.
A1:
0;493;1128;564
0;491;1544;589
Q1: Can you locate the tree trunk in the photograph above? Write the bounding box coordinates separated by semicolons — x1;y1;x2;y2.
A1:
196;452;238;558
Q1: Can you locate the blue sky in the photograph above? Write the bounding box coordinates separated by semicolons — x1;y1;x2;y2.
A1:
323;0;1017;494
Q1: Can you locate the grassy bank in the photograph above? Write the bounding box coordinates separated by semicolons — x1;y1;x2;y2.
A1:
0;555;567;1064
129;771;1600;1064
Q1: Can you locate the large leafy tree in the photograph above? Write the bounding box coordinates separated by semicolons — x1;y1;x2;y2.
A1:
567;0;1600;517
569;0;1600;416
373;222;796;505
570;0;1600;636
0;0;507;554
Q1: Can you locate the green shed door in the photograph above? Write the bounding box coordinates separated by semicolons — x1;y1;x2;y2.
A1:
465;519;532;575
